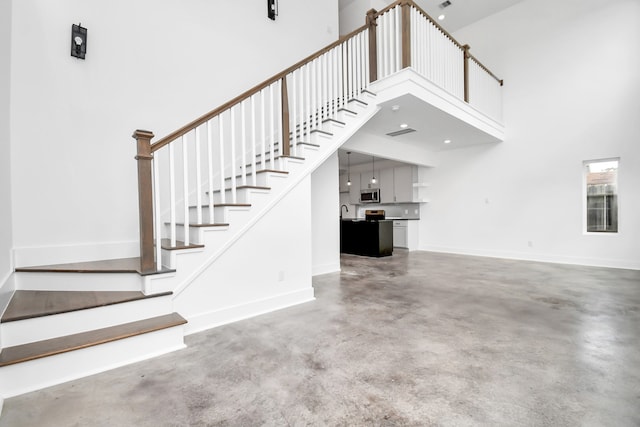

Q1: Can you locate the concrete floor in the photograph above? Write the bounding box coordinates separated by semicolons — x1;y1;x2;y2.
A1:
1;251;639;426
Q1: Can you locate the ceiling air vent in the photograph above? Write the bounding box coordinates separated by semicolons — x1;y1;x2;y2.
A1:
439;0;452;8
386;128;416;137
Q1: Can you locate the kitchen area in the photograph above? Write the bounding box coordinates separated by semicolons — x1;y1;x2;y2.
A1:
338;150;428;257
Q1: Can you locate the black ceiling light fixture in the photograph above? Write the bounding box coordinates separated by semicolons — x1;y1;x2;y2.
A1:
71;23;87;60
267;0;278;20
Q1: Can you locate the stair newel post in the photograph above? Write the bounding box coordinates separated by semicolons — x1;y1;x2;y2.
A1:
400;0;412;69
463;44;470;103
366;8;378;83
133;130;156;274
280;76;290;157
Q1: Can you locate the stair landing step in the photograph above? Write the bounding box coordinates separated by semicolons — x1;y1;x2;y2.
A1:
15;257;173;276
1;290;172;323
0;313;187;367
161;239;204;251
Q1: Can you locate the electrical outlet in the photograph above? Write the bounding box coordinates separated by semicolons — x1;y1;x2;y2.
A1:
527;241;533;248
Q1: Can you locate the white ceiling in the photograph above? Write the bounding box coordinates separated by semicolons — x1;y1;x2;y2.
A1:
413;0;525;33
339;94;502;167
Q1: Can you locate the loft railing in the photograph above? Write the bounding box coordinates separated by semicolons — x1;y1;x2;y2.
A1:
133;0;503;273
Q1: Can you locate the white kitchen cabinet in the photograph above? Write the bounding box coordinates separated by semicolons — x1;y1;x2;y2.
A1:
393;220;408;248
393;219;419;250
393;166;414;202
348;173;361;205
379;168;394;204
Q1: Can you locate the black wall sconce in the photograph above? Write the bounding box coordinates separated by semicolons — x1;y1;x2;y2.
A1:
267;0;278;20
71;24;87;59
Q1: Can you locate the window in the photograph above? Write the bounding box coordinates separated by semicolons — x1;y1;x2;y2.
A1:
584;159;619;233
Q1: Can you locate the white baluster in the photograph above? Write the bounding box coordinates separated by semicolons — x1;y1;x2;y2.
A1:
291;71;297;156
363;30;370;88
260;89;266;172
181;134;189;246
218;114;226;205
169;142;176;247
195;126;202;225
305;64;311;136
230;108;237;203
341;42;347;108
251;94;257;186
277;79;284;170
153;153;161;270
269;83;275;168
207;119;214;224
240;100;247;187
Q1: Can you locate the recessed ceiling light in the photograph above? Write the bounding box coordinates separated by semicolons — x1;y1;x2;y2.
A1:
391;105;400;111
438;14;445;21
444;139;451;144
400;123;408;129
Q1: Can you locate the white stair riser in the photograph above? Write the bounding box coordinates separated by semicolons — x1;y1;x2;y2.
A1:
0;325;186;399
206;187;271;206
15;272;142;292
1;295;173;347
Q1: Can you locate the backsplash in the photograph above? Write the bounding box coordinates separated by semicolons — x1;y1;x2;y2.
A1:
356;203;420;220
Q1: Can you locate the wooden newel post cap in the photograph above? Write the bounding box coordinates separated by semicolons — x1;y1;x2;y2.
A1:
366;8;378;24
133;130;154;160
132;130;155;140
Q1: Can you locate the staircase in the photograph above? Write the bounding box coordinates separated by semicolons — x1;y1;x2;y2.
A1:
0;90;380;399
0;0;504;405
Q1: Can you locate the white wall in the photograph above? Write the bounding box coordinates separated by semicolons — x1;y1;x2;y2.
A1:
311;152;341;276
0;0;15;318
175;176;314;334
420;0;640;269
9;0;338;265
338;0;387;36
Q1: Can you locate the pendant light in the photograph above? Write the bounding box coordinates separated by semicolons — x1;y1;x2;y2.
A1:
346;152;352;186
371;156;376;184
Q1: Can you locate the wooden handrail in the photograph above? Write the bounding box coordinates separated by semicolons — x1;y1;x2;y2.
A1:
469;54;504;86
151;24;371;152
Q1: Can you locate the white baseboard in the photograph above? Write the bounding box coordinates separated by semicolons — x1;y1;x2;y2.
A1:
312;262;341;276
0;396;3;419
185;288;315;335
419;245;640;271
13;241;139;268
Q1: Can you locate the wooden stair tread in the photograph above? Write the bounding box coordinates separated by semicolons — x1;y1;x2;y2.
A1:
15;257;141;273
210;185;271;194
1;290;172;323
169;222;229;228
225;169;289;181
15;257;173;276
0;313;187;367
160;239;204;250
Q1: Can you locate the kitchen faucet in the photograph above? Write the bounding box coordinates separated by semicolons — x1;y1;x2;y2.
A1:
340;204;349;218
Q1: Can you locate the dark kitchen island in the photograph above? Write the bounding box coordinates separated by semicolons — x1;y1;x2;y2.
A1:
340;219;393;257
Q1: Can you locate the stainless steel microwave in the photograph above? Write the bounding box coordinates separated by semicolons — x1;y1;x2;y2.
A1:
360;188;380;204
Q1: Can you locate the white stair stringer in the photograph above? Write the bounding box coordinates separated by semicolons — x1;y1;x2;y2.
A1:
145;96;381;300
0;321;186;399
